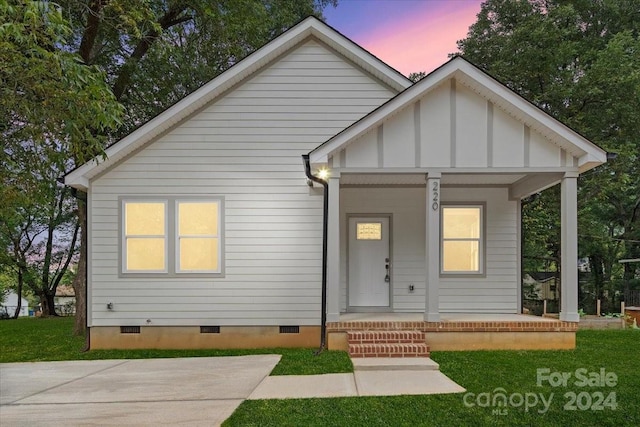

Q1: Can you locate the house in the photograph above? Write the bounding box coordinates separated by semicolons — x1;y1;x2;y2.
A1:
54;285;76;315
523;272;559;301
1;291;29;317
64;17;606;352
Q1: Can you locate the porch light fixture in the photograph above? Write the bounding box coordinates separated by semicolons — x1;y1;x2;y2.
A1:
317;168;329;180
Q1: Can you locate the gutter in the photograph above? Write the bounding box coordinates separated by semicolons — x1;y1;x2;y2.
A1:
302;154;328;355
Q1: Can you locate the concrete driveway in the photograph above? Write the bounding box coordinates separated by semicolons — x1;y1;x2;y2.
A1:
0;355;281;426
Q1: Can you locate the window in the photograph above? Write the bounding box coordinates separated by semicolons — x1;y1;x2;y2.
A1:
123;201;167;272
441;206;483;274
121;198;223;275
356;222;382;240
177;201;220;272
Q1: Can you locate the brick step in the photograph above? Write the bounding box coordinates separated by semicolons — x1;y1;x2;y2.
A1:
347;330;425;344
349;343;430;358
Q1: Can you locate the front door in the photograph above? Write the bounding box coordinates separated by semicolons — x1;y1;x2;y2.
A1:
348;216;390;308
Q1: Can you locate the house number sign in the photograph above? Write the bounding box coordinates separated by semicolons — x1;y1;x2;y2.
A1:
432;181;439;211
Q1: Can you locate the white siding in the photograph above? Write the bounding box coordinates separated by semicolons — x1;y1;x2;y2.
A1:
382;106;414;167
89;40;396;327
340;187;518;313
339;78;567;170
440;188;518;313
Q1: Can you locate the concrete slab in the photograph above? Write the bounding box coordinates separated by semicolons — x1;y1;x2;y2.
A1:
352;357;439;371
248;373;357;399
0;360;126;404
0;399;242;427
354;370;466;396
17;355;280;404
0;355;280;426
339;312;557;322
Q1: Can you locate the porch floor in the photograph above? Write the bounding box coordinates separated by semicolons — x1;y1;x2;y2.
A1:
338;312;558;323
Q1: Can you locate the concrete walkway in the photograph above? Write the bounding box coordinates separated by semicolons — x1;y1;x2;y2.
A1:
0;356;465;426
0;356;280;426
250;357;465;399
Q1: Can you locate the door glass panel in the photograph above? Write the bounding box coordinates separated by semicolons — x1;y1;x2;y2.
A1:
356;222;382;240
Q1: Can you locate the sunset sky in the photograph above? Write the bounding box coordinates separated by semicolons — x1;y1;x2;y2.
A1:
324;0;484;76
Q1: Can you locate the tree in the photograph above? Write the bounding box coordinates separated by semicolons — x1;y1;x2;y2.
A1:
457;0;640;310
1;1;123;320
3;1;337;334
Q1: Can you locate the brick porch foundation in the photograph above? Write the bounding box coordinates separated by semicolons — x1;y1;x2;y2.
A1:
327;320;578;352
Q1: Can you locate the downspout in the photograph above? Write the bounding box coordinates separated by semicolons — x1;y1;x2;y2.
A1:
302;154;328;355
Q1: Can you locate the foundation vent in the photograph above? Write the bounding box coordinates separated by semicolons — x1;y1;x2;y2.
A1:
120;326;140;334
200;326;221;334
279;325;300;334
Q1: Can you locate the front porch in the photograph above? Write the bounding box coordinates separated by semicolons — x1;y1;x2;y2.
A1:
327;313;578;353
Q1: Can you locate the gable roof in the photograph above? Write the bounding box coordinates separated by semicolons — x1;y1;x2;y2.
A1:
65;16;412;190
309;56;607;173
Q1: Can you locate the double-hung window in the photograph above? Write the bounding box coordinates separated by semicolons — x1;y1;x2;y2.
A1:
123;201;168;273
121;198;223;275
441;205;483;274
177;201;221;273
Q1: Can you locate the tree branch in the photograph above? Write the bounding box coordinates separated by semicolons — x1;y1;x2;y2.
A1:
79;0;107;64
111;6;191;100
52;220;80;291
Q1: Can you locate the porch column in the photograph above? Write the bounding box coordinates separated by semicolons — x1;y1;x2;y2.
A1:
425;173;441;322
326;175;341;322
560;172;580;322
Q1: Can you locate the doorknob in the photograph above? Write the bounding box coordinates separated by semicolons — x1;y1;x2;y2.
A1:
385;259;390;282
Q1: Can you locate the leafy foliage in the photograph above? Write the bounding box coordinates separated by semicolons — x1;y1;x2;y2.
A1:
1;1;123;317
457;0;640;303
59;0;337;136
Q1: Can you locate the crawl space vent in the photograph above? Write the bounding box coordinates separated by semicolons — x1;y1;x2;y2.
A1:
279;326;300;334
200;326;221;334
120;326;140;334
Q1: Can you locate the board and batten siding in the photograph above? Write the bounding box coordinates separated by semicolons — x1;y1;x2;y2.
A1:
332;79;577;170
339;187;518;313
89;40;397;327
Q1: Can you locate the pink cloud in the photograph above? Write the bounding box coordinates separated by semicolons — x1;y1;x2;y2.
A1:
357;2;482;75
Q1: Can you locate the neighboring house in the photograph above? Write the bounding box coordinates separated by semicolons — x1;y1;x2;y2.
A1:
1;291;29;317
55;285;76;315
64;17;607;351
523;272;559;300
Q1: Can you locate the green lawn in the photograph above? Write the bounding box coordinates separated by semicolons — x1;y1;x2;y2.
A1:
0;317;351;375
225;329;640;426
2;317;638;426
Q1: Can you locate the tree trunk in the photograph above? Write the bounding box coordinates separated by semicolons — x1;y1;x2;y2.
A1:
12;269;24;319
40;292;57;316
73;199;87;336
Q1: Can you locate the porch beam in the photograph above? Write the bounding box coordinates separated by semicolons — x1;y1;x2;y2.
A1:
327;175;341;322
560;172;579;322
425;173;441;322
509;172;564;200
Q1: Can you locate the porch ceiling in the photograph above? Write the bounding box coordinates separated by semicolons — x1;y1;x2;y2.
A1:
340;173;526;186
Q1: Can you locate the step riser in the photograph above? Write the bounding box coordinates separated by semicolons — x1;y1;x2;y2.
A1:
349;343;430;358
347;330;430;358
347;331;425;345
